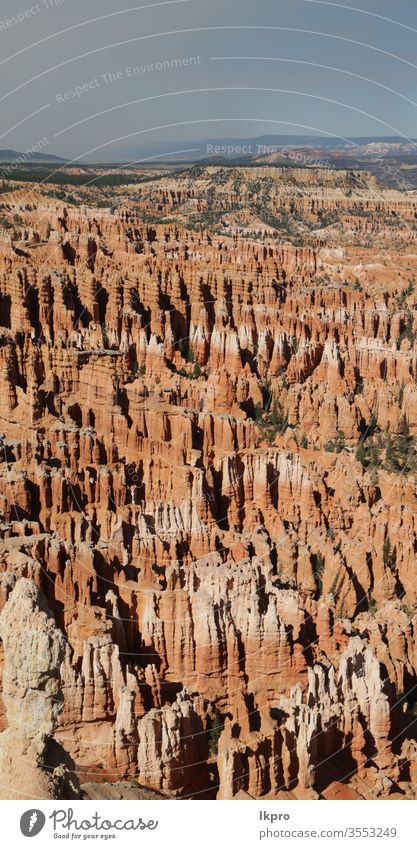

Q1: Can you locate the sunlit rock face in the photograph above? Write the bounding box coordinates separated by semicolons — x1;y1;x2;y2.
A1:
0;166;416;799
0;578;80;800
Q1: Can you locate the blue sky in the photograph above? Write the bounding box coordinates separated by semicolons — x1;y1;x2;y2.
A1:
1;0;416;160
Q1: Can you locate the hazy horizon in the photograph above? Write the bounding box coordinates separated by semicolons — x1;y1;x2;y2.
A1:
3;132;417;167
0;0;416;162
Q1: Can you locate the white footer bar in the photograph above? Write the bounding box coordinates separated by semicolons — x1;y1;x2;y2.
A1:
3;799;411;848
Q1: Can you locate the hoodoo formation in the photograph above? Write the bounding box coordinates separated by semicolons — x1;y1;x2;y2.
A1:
0;578;80;800
0;165;417;798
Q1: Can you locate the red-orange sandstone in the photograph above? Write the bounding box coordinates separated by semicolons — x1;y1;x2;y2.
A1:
0;166;416;799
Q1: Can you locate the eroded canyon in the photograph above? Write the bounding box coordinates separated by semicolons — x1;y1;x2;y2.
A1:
0;165;416;799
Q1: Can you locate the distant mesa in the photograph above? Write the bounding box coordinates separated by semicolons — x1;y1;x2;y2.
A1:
0;149;65;163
